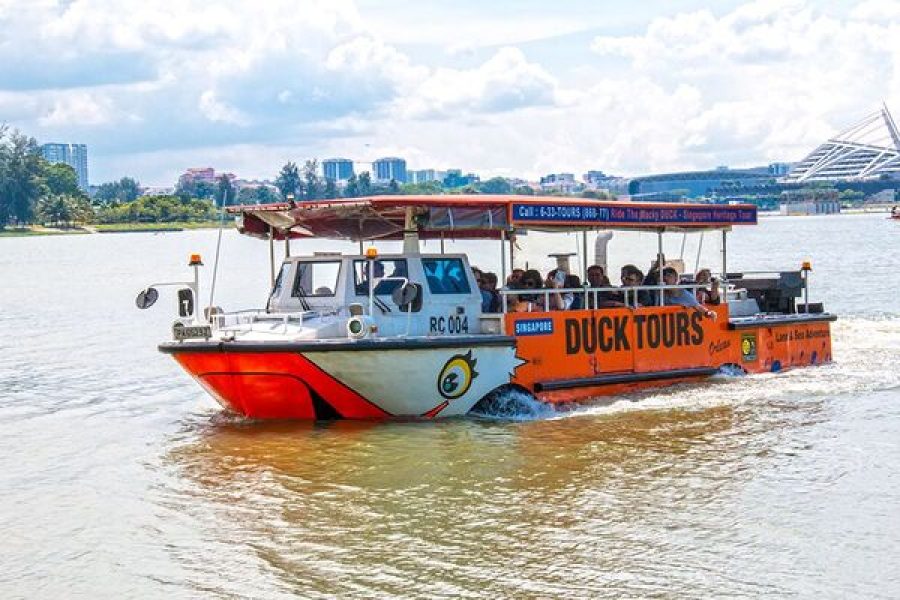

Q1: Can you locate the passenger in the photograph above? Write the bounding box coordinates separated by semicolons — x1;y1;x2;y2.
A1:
506;268;525;287
620;264;647;307
642;255;665;306
509;269;543;312
586;264;625;308
472;267;494;313
480;272;502;313
541;269;574;310
694;268;721;305
565;274;583;310
662;267;717;319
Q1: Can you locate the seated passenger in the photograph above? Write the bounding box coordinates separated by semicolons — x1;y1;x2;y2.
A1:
642;255;665;305
662;267;717;319
693;268;721;305
478;271;502;313
565;274;583;310
542;269;574;311
509;269;543;312
620;264;647;307
586;265;625;308
506;268;525;287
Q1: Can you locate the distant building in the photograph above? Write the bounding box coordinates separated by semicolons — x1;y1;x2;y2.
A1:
177;167;235;189
140;186;176;196
373;157;407;183
583;170;630;196
540;173;579;194
783;104;900;183
768;162;792;176
628;167;774;198
409;169;445;184
41;143;89;190
323;158;354;182
443;169;479;188
780;189;841;215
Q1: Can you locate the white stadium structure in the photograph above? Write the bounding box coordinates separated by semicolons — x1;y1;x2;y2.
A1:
784;104;900;183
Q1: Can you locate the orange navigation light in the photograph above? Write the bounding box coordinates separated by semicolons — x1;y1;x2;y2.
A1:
365;247;379;259
801;260;812;271
189;253;203;266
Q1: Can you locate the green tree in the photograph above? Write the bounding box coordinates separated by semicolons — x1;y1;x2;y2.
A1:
388;178;400;194
44;163;82;197
217;174;235;207
302;159;320;200
275;161;301;199
399;181;443;195
0;130;44;227
119;177;140;202
478;177;512;194
323;178;338;199
255;186;279;204
194;181;217;201
344;174;359;198
513;185;535;196
94;177;141;204
36;194;94;227
358;171;372;196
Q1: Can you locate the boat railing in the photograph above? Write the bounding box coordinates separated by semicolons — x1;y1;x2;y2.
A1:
208;308;331;330
498;283;704;313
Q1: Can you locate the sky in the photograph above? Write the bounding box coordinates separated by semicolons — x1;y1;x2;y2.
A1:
1;0;898;186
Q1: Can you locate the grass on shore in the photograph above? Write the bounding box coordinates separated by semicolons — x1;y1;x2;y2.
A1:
93;221;222;232
1;221;224;237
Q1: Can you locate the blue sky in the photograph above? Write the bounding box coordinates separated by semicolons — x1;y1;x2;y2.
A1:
1;0;897;185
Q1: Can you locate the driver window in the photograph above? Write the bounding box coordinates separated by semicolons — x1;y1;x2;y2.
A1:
292;261;340;297
353;259;408;295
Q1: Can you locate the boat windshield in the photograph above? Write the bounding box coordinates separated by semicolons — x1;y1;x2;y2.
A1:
422;257;471;294
293;261;341;297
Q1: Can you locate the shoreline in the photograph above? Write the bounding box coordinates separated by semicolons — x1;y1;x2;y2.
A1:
0;221;223;238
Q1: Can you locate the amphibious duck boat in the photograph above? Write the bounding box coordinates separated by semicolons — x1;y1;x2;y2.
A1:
141;196;836;419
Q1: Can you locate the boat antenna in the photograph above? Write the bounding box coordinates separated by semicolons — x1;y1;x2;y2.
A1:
207;197;229;320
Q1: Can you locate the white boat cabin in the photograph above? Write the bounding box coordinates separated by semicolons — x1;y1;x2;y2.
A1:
265;252;495;338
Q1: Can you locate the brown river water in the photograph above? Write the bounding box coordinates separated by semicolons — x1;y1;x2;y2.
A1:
1;213;898;598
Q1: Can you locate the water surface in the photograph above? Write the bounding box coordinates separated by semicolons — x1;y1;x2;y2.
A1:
1;213;898;598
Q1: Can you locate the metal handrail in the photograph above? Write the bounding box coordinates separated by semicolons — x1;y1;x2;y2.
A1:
499;283;705;313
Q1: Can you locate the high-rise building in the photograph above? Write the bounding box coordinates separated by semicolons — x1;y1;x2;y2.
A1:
373;157;407;183
409;169;445;184
323;158;354;181
41;143;89;190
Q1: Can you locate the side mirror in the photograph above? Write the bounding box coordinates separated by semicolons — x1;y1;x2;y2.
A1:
135;287;159;310
392;282;418;307
177;288;194;317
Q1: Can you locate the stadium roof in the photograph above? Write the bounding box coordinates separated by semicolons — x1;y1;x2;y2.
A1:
784;104;900;183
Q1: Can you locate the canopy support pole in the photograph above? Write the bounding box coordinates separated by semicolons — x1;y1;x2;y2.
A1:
440;232;445;255
402;207;420;255
721;230;728;281
509;233;516;274
268;228;276;287
582;231;589;280
285;235;290;259
695;232;704;274
657;230;665;306
500;230;507;285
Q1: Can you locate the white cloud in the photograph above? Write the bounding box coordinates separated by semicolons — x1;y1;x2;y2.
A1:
399;47;558;118
2;0;898;185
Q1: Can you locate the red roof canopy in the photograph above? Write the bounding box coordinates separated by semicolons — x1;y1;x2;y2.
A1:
226;195;758;241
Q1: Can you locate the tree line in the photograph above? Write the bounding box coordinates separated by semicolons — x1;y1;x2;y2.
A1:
2;123;609;231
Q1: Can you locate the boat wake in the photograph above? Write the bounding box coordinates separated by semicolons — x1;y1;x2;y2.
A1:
470;387;559;421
